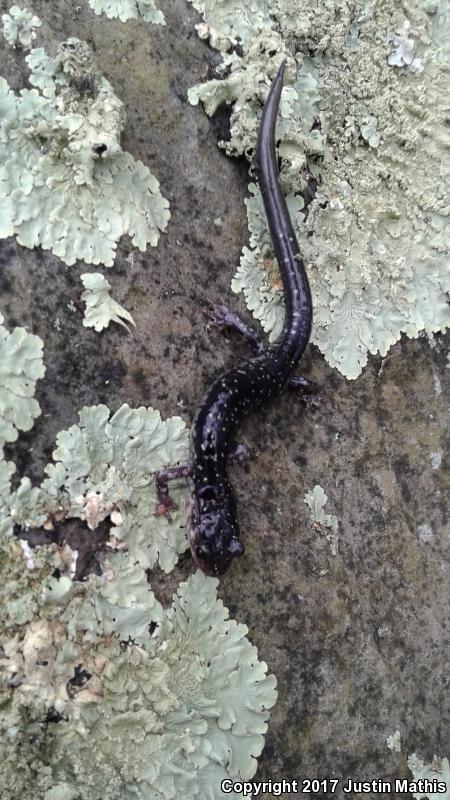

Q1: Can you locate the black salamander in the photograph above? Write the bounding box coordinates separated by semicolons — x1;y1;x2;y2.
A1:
155;61;313;576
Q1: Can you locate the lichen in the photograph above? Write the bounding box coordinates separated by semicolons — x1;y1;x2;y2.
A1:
87;0;165;25
0;457;15;536
1;4;41;50
304;484;339;556
187;0;273;51
387;22;424;73
387;730;401;752
430;450;442;470
0;531;277;799
0;312;45;450
0;33;170;266
407;753;450;799
0;333;277;794
188;35;323;194
81;273;135;332
417;523;434;544
49;573;277;799
6;403;190;573
0;380;277;798
189;0;450;379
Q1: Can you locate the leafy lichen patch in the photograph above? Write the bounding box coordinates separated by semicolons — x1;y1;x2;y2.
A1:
0;457;15;536
0;312;45;450
304;484;339;556
407;754;450;799
0;346;278;796
6;403;190;573
1;4;41;50
81;273;135;332
49;573;277;799
189;36;322;194
0;527;277;799
0;376;277;798
87;0;165;25
190;0;450;379
387;23;424;72
386;730;401;752
187;0;273;50
0;33;170;266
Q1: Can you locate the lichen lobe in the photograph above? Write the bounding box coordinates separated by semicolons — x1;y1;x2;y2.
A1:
189;0;450;379
0;31;170;266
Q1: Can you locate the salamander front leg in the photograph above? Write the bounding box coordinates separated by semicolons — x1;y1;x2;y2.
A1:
203;301;264;355
228;441;253;463
289;375;320;408
154;465;192;521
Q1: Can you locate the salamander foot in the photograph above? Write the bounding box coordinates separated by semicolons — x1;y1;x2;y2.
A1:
154;465;192;522
203;301;264;355
228;441;253;463
300;392;320;410
155;495;178;521
289;375;320;408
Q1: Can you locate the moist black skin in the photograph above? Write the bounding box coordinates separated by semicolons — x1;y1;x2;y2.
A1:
188;61;313;576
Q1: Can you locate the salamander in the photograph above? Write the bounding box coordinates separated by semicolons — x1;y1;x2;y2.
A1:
156;61;313;576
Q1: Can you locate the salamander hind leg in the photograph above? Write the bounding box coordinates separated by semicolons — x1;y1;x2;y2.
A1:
289;375;320;409
154;465;192;521
228;440;254;464
203;301;264;355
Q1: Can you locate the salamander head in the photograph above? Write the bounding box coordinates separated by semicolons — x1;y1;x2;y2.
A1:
187;488;245;576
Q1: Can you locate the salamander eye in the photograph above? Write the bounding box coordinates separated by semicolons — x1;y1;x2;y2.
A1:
229;538;245;557
196;543;212;560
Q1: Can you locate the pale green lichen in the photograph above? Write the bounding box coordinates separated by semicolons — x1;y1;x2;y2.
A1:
0;538;101;726
188;35;323;194
87;0;165;25
0;532;277;799
189;0;450;379
50;573;277;798
0;388;277;797
8;474;48;531
1;4;41;50
0;312;45;450
0;457;15;536
387;23;424;73
0;35;170;266
407;753;450;799
187;0;272;50
304;484;339;556
386;730;401;752
7;403;190;573
81;273;135;332
52;549;164;646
